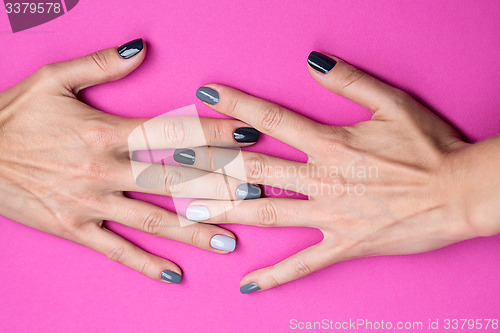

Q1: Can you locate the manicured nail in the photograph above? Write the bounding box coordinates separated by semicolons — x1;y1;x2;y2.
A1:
196;87;219;105
186;206;210;221
210;235;236;252
160;270;181;284
117;38;144;59
307;51;336;74
234;127;259;143
240;283;260;294
236;184;261;200
173;148;195;165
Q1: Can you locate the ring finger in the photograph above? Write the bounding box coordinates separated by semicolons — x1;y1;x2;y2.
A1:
173;146;313;195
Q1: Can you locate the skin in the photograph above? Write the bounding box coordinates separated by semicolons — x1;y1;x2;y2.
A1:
0;40;258;282
187;53;500;292
2;43;499;291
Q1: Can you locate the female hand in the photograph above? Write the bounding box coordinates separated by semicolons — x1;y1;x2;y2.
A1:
184;51;500;293
0;39;262;283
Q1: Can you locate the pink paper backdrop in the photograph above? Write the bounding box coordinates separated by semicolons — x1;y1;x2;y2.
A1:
1;1;499;332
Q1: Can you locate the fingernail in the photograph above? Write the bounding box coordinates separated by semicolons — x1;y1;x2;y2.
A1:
240;283;260;294
196;87;219;105
160;270;182;284
307;51;336;74
117;38;144;59
236;184;261;200
173;148;195;165
186;206;210;221
234;127;259;143
210;235;236;252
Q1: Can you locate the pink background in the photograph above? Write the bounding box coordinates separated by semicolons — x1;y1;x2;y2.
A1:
1;1;499;332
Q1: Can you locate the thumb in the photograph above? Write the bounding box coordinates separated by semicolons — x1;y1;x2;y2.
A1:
306;51;399;115
50;38;146;94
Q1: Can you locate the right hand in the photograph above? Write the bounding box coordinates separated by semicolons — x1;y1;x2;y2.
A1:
0;39;260;283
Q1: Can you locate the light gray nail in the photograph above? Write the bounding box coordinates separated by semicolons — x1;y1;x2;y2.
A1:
210;235;236;252
186;206;210;221
236;184;261;200
196;87;219;105
240;283;260;294
160;270;181;284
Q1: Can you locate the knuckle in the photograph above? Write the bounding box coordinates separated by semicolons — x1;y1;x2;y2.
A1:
210;123;226;144
36;64;56;80
293;260;313;277
339;66;365;90
257;201;278;226
322;136;350;156
163;120;187;146
246;154;270;183
106;246;125;263
189;225;202;247
259;104;284;132
267;274;281;288
83;123;117;148
214;179;228;199
53;216;84;238
140;258;152;276
163;169;184;193
32;64;59;89
226;96;241;116
88;51;113;75
142;212;163;235
79;161;110;182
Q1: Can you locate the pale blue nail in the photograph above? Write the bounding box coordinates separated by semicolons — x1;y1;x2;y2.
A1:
186;206;210;221
210;235;236;252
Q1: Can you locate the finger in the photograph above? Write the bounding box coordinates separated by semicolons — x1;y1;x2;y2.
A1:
125;117;259;151
123;161;261;200
48;38;146;94
107;197;237;253
185;198;317;227
195;85;324;153
307;51;404;114
173;147;311;195
239;241;339;293
81;224;183;283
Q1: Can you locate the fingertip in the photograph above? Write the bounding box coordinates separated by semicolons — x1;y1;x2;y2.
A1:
307;51;338;75
117;38;146;60
240;282;261;294
160;269;182;284
196;85;220;105
210;234;237;252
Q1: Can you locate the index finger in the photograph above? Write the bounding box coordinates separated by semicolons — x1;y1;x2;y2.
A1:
196;85;325;153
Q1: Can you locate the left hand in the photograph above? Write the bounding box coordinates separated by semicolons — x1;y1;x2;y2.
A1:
181;51;498;293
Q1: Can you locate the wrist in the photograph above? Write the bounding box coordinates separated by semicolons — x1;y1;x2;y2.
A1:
442;138;500;239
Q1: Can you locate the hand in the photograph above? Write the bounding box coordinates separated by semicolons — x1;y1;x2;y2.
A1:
0;39;262;283
184;51;500;293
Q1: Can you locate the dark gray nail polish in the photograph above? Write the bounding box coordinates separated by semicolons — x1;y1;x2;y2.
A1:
161;270;181;284
234;127;259;143
236;184;261;200
307;51;336;74
174;149;195;165
117;38;144;59
196;87;219;105
240;283;260;294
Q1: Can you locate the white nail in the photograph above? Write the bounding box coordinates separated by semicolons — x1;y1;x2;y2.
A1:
186;206;210;221
210;235;236;252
